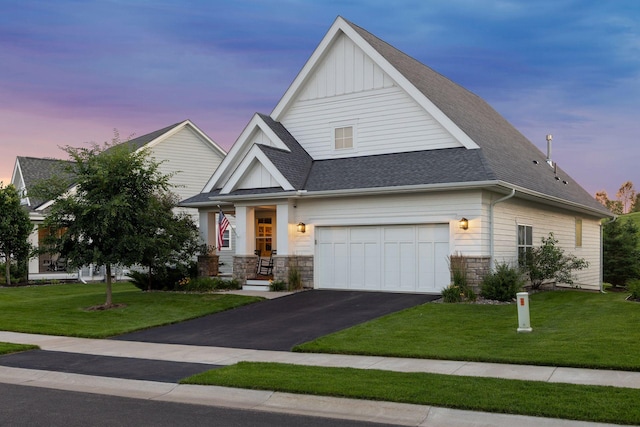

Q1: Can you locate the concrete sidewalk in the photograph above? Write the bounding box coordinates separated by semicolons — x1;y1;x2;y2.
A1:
0;331;630;426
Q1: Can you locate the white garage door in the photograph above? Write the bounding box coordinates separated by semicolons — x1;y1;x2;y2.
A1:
316;224;450;293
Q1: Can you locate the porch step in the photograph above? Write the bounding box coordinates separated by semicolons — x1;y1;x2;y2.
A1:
243;279;271;292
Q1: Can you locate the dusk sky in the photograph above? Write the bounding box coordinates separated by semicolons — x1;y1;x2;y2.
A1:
1;0;638;198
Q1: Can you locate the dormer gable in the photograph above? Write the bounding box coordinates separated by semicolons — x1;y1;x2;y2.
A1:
202;113;292;193
271;16;479;159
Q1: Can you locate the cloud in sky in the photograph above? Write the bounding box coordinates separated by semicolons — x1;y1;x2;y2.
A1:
1;0;639;197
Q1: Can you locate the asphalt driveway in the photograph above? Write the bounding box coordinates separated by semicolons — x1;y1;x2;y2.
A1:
114;290;438;351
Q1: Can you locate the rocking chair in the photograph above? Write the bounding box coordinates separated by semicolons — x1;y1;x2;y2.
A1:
257;250;276;276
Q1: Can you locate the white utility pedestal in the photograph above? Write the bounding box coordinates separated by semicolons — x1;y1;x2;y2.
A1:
516;292;533;333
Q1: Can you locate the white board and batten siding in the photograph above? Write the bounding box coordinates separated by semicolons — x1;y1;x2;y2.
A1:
292;191;484;293
282;33;461;159
492;197;602;290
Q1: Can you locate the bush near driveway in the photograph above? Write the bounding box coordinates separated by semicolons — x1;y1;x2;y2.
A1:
295;291;640;371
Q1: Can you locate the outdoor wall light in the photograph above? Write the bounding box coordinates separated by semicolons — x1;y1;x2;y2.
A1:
297;222;306;233
459;218;469;230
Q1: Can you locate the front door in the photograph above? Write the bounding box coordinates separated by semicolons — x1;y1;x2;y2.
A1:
255;211;275;256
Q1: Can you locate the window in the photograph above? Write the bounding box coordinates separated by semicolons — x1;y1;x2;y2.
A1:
517;225;533;266
334;126;353;150
220;229;231;250
575;218;582;248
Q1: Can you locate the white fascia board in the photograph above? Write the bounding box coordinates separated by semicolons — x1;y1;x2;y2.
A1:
135;120;188;152
136;119;226;157
181;120;227;157
271;16;345;120
36;184;78;212
271;17;478;150
10;159;21;186
202;114;289;193
220;145;294;194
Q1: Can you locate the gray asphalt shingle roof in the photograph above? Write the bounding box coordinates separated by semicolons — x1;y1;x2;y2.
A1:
187;19;609;217
16;157;74;210
344;19;608;214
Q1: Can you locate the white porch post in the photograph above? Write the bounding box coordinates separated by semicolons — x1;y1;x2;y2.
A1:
276;202;293;256
236;206;257;255
27;228;39;275
198;210;217;249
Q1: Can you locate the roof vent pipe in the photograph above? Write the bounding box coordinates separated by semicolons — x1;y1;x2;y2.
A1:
546;134;553;167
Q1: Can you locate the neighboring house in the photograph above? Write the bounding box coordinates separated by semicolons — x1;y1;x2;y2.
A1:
182;16;613;293
11;119;228;280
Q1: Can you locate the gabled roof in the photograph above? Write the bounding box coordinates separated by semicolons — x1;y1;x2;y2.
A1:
13;157;74;210
187;17;610;217
256;114;313;190
114;119;226;157
340;18;608;215
17;120;224;212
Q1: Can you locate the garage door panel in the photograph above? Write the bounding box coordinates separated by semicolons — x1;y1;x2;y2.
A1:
350;242;380;289
317;224;449;293
434;242;451;290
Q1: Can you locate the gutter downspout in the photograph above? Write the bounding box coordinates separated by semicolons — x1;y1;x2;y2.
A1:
490;189;516;270
600;216;617;293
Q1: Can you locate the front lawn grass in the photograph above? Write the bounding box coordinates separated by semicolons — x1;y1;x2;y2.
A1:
182;362;640;425
296;290;640;371
0;282;261;338
0;342;37;355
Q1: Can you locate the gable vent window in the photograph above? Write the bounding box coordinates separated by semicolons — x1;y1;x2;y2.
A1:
334;126;353;150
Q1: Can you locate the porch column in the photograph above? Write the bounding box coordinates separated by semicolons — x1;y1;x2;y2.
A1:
276;202;293;255
235;206;256;255
198;210;216;249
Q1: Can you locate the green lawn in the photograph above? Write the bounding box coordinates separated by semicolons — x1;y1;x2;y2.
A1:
296;290;640;371
0;342;37;355
182;362;640;425
0;282;261;338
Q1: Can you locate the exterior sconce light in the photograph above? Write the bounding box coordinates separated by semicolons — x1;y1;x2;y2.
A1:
297;222;306;233
459;218;469;230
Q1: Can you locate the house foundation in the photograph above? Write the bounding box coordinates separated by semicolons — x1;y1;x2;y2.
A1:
463;256;491;290
233;255;314;288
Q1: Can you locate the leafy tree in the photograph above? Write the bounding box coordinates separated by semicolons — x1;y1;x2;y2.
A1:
137;192;200;290
617;181;636;214
595;190;623;215
0;183;33;285
42;141;173;307
524;233;588;290
631;194;640;213
603;219;640;287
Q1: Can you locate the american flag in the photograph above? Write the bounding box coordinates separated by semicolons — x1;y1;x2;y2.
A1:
217;210;230;250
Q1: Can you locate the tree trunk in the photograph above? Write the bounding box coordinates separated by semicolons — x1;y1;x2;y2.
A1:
4;257;10;286
105;263;113;307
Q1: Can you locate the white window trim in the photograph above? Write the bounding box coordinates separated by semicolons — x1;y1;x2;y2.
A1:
330;120;358;152
517;224;533;265
218;225;234;251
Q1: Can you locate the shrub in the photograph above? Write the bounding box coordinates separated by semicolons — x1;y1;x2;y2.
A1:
627;279;640;300
288;267;302;290
480;262;524;302
524;233;588;290
269;280;287;291
441;284;463;303
0;261;28;286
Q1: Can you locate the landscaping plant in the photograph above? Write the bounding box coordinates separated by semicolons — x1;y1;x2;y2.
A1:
524;233;588;290
480;262;524;301
603;218;640;287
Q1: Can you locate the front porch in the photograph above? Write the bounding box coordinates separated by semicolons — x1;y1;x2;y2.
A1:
199;202;314;290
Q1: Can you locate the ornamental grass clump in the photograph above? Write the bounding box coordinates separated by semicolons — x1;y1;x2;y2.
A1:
443;254;476;303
